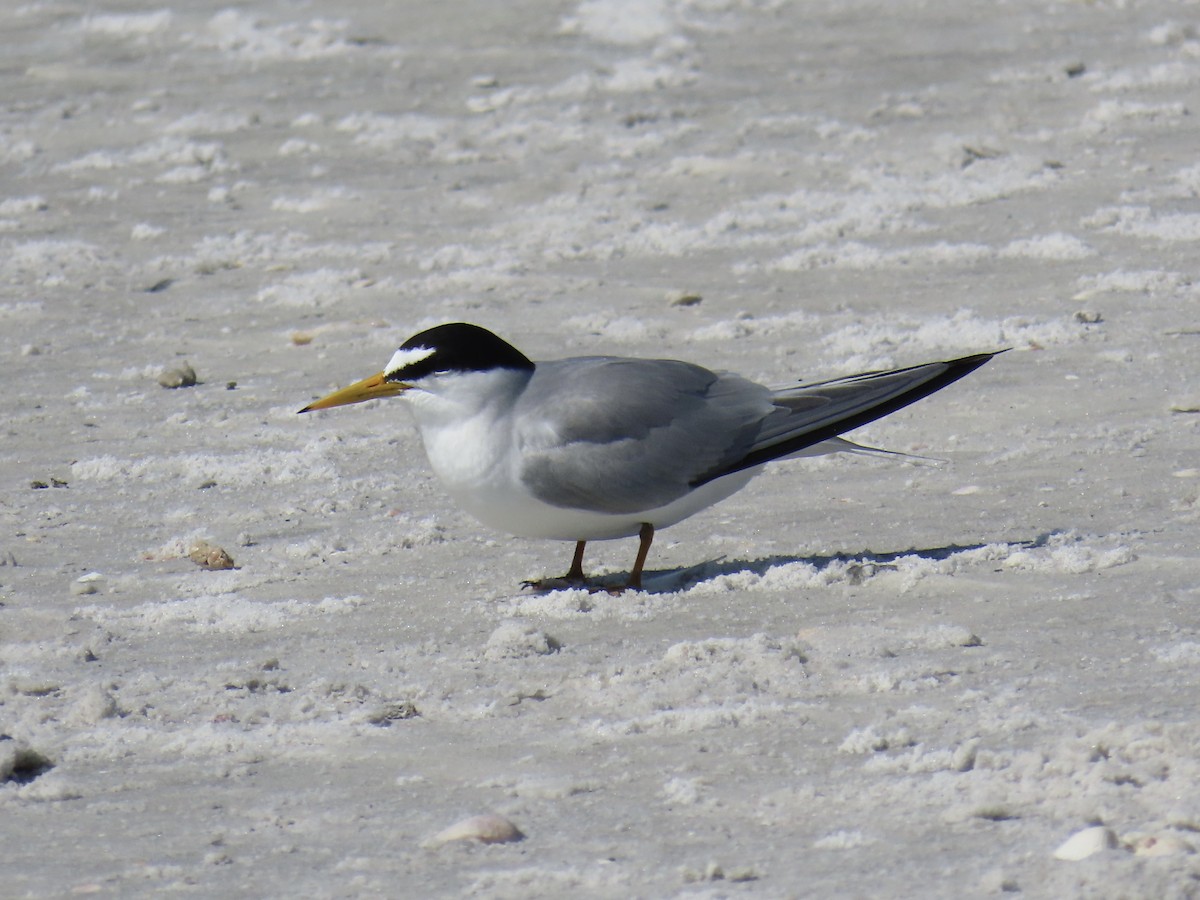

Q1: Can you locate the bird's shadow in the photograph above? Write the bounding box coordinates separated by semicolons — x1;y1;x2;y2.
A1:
630;532;1056;594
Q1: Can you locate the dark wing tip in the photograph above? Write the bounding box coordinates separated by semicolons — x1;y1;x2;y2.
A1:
941;347;1007;376
831;348;1006;422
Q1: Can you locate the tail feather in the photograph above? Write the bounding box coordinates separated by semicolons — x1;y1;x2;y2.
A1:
821;436;945;466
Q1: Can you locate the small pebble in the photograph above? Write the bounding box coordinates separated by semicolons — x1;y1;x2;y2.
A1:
1130;833;1194;857
680;862;757;884
70;572;107;596
668;291;703;307
961;145;1003;168
366;701;420;725
980;868;1020;893
188;540;237;570
484;622;561;660
66;686;120;725
428;814;523;846
1053;825;1115;861
158;362;198;388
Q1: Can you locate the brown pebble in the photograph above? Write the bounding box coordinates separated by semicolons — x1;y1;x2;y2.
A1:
429;814;524;846
158;362;198;389
188;540;237;570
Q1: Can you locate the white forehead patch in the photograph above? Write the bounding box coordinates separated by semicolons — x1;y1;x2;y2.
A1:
384;346;436;378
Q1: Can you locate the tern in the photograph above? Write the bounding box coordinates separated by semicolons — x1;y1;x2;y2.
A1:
300;323;999;591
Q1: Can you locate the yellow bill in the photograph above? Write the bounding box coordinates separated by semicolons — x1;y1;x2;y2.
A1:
299;372;408;413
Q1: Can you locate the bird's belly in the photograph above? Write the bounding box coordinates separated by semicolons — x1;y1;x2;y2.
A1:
445;467;759;543
418;412;760;542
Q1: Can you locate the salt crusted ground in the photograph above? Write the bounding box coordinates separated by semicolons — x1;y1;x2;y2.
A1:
2;1;1199;897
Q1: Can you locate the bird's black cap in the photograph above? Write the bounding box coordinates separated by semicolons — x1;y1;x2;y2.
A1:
386;323;535;382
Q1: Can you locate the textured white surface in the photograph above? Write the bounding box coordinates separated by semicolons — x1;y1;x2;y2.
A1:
2;1;1198;896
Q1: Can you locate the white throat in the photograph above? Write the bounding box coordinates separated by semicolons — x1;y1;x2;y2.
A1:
402;368;533;500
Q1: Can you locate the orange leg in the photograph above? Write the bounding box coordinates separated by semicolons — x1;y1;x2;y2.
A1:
565;540;586;581
522;540;587;592
624;523;654;592
524;528;654;594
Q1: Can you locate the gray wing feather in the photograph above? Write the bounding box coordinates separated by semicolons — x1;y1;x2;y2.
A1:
516;357;771;514
751;370;938;447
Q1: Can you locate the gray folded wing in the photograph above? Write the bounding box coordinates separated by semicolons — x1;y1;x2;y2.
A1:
516;350;1001;514
516;357;772;514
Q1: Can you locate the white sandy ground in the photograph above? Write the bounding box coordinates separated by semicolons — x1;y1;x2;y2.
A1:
1;0;1199;896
